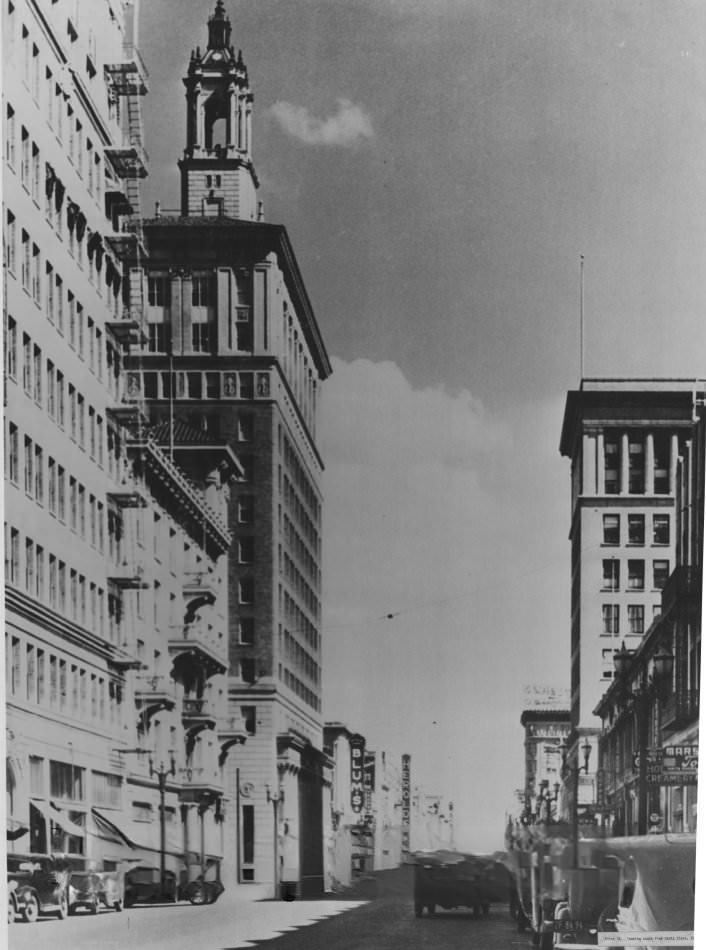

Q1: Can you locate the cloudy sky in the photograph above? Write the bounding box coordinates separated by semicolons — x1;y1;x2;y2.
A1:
139;0;706;850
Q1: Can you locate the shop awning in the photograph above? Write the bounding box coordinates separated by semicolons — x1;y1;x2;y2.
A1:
30;800;85;837
6;817;29;841
90;808;184;859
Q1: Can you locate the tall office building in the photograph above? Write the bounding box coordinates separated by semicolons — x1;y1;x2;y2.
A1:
558;378;699;817
4;0;240;895
124;1;333;895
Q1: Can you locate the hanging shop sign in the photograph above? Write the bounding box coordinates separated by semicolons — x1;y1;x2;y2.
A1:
350;734;365;813
401;754;411;853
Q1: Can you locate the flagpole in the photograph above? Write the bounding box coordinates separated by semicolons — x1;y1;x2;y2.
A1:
580;254;585;380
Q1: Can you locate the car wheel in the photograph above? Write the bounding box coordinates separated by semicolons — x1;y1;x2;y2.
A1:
22;894;39;924
189;884;207;906
8;895;17;925
113;899;123;912
56;893;69;920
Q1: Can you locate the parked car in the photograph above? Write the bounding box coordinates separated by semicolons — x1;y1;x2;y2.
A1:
68;871;103;915
95;869;124;911
6;853;71;923
124;866;177;906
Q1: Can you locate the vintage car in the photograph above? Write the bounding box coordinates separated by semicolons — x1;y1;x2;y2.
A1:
181;877;225;905
411;850;512;918
68;871;103;915
6;853;71;922
552;833;696;949
124;865;177;906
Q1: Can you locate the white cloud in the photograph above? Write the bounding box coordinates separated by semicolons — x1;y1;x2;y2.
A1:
318;357;570;850
268;98;374;147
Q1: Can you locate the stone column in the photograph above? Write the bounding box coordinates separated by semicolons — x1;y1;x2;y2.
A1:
596;432;605;495
621;432;629;494
670;433;679;494
645;432;655;495
582;432;596;495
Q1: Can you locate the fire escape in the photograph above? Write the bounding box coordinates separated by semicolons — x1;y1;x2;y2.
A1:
104;43;149;348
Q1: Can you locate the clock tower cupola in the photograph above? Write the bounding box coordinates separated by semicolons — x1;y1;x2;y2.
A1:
178;0;260;219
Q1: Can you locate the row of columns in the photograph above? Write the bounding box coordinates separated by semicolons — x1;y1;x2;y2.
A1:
582;430;679;496
189;84;253;155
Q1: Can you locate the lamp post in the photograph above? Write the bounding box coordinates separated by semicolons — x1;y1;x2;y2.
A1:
560;738;591;868
265;783;284;899
149;753;176;899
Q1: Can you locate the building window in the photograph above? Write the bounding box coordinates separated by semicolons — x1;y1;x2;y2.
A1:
57;466;66;522
602;514;619;545
653;433;670;494
238;538;254;563
6;527;20;585
653;560;669;590
24;435;33;496
50;761;84;802
604;433;620;494
601;649;616;680
192;322;211;353
653;514;670;546
240;705;256;735
57;372;65;428
602;559;619;591
147;275;170;307
238;618;255;645
192;275;213;307
627;514;644;545
5;209;16;274
33;345;42;403
32;242;41;304
48;457;56;515
602;604;620;634
34;444;43;503
47;360;55;417
147;322;171;353
238;496;254;524
8;423;19;484
628;433;645;494
238;578;255;604
5;103;16;167
627;604;644;635
627;560;644;590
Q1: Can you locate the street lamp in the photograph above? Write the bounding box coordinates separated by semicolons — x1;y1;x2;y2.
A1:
560;738;591;867
149;753;176;899
265;783;284;899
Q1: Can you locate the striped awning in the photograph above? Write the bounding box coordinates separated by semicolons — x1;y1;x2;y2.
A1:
30;800;86;837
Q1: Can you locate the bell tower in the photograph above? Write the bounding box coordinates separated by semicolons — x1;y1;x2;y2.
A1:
178;1;260;219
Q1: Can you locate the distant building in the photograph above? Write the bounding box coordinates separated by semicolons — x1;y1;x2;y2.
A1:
558;378;700;818
123;2;332;895
519;708;571;823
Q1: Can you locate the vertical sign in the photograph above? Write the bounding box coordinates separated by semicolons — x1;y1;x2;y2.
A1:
401;754;411;853
350;734;365;813
364;752;375;814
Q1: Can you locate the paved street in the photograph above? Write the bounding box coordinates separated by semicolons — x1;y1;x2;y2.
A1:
7;865;530;950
